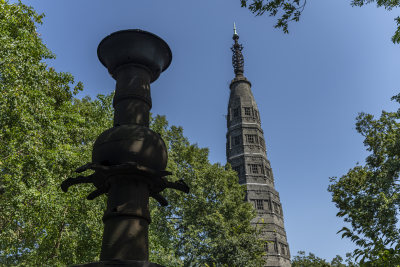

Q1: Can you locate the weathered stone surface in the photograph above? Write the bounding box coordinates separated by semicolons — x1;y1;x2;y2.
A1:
227;29;291;267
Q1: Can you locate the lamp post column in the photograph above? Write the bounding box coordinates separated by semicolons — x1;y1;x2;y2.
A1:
61;29;189;267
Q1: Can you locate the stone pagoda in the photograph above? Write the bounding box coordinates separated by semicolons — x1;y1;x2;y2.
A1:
226;24;291;267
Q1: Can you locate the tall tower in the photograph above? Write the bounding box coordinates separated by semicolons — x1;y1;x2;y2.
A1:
226;25;291;267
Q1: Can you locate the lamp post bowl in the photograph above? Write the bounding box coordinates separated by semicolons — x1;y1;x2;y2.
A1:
97;29;172;82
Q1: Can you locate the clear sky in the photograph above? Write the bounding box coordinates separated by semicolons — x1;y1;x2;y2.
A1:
24;0;400;262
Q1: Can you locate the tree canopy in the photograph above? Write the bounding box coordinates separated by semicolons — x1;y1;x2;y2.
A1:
292;251;331;267
291;251;358;267
149;116;265;266
240;0;305;33
328;95;400;265
241;0;400;43
0;1;264;266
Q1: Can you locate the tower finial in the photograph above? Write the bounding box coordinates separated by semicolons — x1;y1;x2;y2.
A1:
231;23;244;77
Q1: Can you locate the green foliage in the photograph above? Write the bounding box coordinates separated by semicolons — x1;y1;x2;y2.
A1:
328;95;400;266
0;1;110;265
241;0;400;43
350;0;400;43
292;251;358;267
240;0;306;33
149;116;265;267
292;251;331;267
0;2;264;266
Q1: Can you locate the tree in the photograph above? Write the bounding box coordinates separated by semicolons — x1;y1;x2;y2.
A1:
351;0;400;43
0;2;265;265
0;1;108;265
241;0;400;43
149;115;265;266
330;255;348;267
328;95;400;265
291;251;358;267
240;0;306;33
292;251;331;267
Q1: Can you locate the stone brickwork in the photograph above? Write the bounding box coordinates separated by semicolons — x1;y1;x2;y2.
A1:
226;30;291;266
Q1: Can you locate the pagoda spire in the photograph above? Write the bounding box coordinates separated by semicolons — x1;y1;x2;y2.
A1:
231;23;244;77
226;26;292;266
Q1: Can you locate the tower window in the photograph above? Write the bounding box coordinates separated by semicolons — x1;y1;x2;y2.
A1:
244;107;251;116
259;137;265;148
233;107;240;117
274;241;278;253
280;243;285;255
246;134;258;144
255;199;264;210
273;202;280;214
265;167;272;178
249;164;258;173
267;199;272;210
254;110;258;119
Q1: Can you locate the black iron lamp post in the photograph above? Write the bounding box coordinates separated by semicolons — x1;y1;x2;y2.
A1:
61;29;189;267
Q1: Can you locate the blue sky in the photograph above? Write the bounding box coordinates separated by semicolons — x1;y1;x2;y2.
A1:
26;0;400;261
